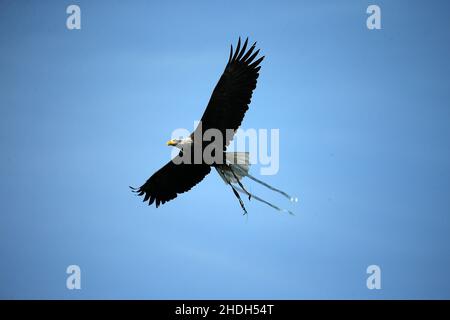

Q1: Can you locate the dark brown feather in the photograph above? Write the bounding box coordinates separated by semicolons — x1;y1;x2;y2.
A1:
192;37;264;148
132;154;211;207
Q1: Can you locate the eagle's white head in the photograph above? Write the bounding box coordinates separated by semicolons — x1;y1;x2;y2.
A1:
166;137;193;149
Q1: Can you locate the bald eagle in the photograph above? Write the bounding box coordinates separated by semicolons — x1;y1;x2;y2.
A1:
131;38;296;214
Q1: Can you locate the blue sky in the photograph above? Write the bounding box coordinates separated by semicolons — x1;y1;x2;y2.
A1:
1;0;450;299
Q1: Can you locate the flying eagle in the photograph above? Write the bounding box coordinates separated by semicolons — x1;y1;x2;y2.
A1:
131;38;296;214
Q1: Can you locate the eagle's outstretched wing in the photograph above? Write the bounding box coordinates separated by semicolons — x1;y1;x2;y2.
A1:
131;155;211;207
192;37;264;147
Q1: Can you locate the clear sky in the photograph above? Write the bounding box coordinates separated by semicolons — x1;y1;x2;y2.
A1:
1;0;450;299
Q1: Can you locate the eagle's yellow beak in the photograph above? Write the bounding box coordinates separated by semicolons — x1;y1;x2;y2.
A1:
167;139;177;146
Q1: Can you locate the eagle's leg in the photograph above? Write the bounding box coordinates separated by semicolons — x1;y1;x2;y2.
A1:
230;183;248;215
233;185;295;216
228;165;251;200
218;166;248;214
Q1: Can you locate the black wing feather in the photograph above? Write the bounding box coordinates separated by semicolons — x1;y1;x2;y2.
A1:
193;37;264;147
132;155;211;207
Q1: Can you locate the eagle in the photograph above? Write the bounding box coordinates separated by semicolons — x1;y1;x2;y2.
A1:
131;38;296;214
